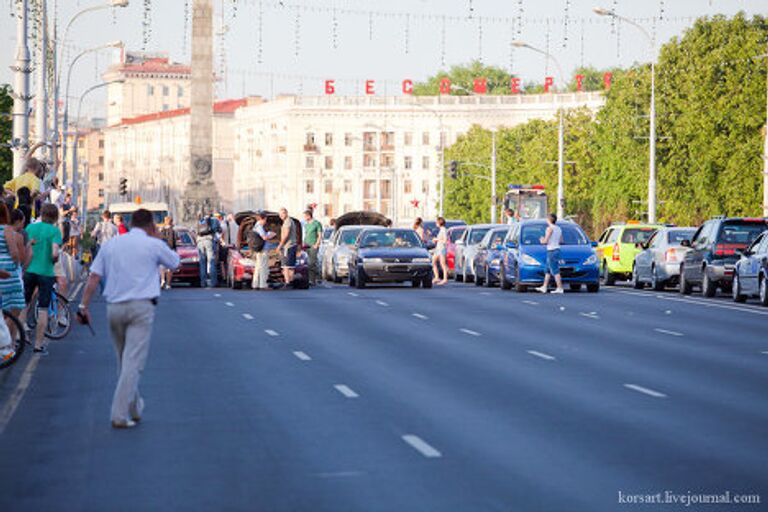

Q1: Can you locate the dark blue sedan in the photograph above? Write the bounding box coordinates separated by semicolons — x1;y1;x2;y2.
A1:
473;226;512;287
732;230;768;305
499;220;600;293
348;228;434;289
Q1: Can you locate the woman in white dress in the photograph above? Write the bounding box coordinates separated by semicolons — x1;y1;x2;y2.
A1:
432;217;449;285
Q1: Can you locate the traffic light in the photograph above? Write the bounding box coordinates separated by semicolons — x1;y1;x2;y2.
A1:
119;177;128;196
449;160;458;179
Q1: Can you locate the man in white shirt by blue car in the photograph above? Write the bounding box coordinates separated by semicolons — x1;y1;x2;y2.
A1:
79;209;180;429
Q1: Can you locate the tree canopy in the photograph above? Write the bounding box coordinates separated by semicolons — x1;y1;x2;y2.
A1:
0;84;12;184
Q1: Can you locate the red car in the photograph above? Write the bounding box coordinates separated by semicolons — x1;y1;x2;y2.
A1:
172;228;202;286
226;211;309;289
446;225;467;274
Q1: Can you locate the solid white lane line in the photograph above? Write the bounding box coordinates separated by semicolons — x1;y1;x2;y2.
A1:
579;312;600;319
264;329;279;337
225;302;234;307
242;313;254;320
375;300;389;307
459;328;482;337
347;292;359;297
0;354;41;435
479;292;491;296
654;328;683;337
412;313;429;320
527;350;556;361
761;351;768;355
293;351;312;361
214;293;221;297
522;300;539;306
401;435;442;458
608;289;768;316
624;383;667;399
334;384;359;398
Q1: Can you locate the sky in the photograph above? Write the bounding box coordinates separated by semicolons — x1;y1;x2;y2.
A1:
0;0;764;120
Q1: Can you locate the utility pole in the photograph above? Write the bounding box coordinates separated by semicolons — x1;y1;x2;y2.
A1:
648;59;657;223
557;109;565;219
490;128;497;223
763;41;768;218
11;0;32;177
35;0;49;164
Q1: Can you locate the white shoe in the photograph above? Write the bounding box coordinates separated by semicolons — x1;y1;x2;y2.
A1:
551;288;564;294
535;286;548;294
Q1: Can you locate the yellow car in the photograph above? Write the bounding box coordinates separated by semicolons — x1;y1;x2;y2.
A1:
596;222;663;285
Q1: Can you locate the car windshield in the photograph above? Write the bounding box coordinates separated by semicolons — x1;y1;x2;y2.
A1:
520;224;589;245
717;221;768;245
487;229;508;248
621;228;657;244
360;230;422;249
667;229;695;244
449;228;466;243
340;228;363;246
323;228;333;241
177;232;194;246
469;228;491;245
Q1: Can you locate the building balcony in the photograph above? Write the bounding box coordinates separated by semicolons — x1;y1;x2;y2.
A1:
303;143;318;152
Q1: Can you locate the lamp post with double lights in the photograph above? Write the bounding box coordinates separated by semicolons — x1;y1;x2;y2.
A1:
594;7;657;223
512;40;567;220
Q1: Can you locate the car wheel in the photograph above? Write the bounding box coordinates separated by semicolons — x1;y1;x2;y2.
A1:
679;265;693;295
631;265;644;289
569;284;582;292
464;262;474;283
454;263;464;282
484;266;493;288
474;266;484;286
732;273;747;303
355;268;366;289
422;276;433;289
600;262;616;286
232;279;242;290
411;279;421;288
332;266;342;284
759;275;768;307
701;267;717;297
587;283;600;293
651;265;665;291
348;268;356;287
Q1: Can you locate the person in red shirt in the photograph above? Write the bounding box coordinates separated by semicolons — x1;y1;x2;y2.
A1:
114;214;129;235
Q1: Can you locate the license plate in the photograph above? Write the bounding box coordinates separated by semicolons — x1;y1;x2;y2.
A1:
387;265;409;273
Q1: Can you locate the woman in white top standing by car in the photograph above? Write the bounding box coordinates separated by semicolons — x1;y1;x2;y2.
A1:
536;213;564;294
432;217;449;286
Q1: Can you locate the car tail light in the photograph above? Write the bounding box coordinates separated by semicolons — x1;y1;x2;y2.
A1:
714;243;742;257
612;243;620;262
665;248;680;263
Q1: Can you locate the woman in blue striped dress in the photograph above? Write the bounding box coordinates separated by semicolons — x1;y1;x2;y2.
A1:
0;204;27;330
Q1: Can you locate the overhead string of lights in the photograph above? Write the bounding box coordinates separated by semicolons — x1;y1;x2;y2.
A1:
142;0;152;50
562;0;570;49
257;0;263;64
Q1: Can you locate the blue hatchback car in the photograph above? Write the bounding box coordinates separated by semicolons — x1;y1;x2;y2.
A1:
499;220;600;292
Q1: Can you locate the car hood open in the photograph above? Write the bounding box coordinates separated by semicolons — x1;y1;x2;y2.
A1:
334;211;390;230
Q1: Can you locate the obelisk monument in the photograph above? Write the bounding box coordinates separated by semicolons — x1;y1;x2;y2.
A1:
182;0;220;224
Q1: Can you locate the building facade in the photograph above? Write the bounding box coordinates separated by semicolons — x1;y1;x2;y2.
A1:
232;92;605;224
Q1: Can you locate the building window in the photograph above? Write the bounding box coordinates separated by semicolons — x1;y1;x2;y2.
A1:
404;179;412;194
404;156;412;170
324;180;333;194
323;204;334;218
98;172;104;181
382;154;394;168
98;156;104;166
344;180;352;193
304;132;316;150
305;156;314;168
363;132;377;151
325;132;333;146
147;85;154;96
305;180;315;194
404;132;413;146
78;140;84;149
344;133;353;146
178;86;184;97
344;156;352;170
363;179;376;199
422;132;430;145
363;154;377;168
422;180;429;194
381;131;395;150
98;139;104;149
422;156;430;170
163;86;169;96
381;180;392;200
325;156;333;170
162;104;169;111
98;189;104;198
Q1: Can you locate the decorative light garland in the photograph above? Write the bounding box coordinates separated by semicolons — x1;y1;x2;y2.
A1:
257;0;264;64
142;0;152;50
562;0;570;49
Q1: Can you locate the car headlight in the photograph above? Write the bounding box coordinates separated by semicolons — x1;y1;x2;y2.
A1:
490;258;500;266
364;258;383;263
583;254;598;266
521;254;542;266
412;257;431;263
181;257;199;264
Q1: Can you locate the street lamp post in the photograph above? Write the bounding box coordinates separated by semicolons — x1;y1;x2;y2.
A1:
35;0;49;163
513;40;566;220
594;7;657;223
62;40;123;186
11;0;31;177
490;128;497;223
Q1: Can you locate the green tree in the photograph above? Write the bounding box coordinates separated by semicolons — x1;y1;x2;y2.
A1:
0;84;12;184
413;61;514;95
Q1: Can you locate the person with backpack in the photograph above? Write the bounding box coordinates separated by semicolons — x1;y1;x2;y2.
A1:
197;213;220;288
250;212;275;290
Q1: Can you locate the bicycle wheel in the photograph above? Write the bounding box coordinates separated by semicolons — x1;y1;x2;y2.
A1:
0;311;27;370
44;293;72;340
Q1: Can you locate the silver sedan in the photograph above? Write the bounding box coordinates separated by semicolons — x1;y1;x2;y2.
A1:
322;226;366;283
632;227;696;290
454;224;497;283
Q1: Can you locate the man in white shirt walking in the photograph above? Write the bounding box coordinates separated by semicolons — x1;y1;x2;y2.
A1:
535;213;564;294
79;209;180;429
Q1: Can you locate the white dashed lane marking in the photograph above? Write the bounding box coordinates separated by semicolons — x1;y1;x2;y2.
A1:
214;293;221;297
761;351;768;356
522;300;539;306
334;385;359;398
242;313;254;320
293;351;312;361
265;329;279;337
412;313;429;320
527;350;556;361
401;435;442;458
579;312;600;319
459;328;482;337
624;383;667;399
348;292;359;297
375;300;389;307
654;328;683;337
225;302;234;307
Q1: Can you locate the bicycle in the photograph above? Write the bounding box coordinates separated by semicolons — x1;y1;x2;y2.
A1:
27;288;73;340
0;310;28;370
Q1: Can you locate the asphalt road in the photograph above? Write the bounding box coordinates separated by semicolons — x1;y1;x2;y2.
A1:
1;282;766;512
